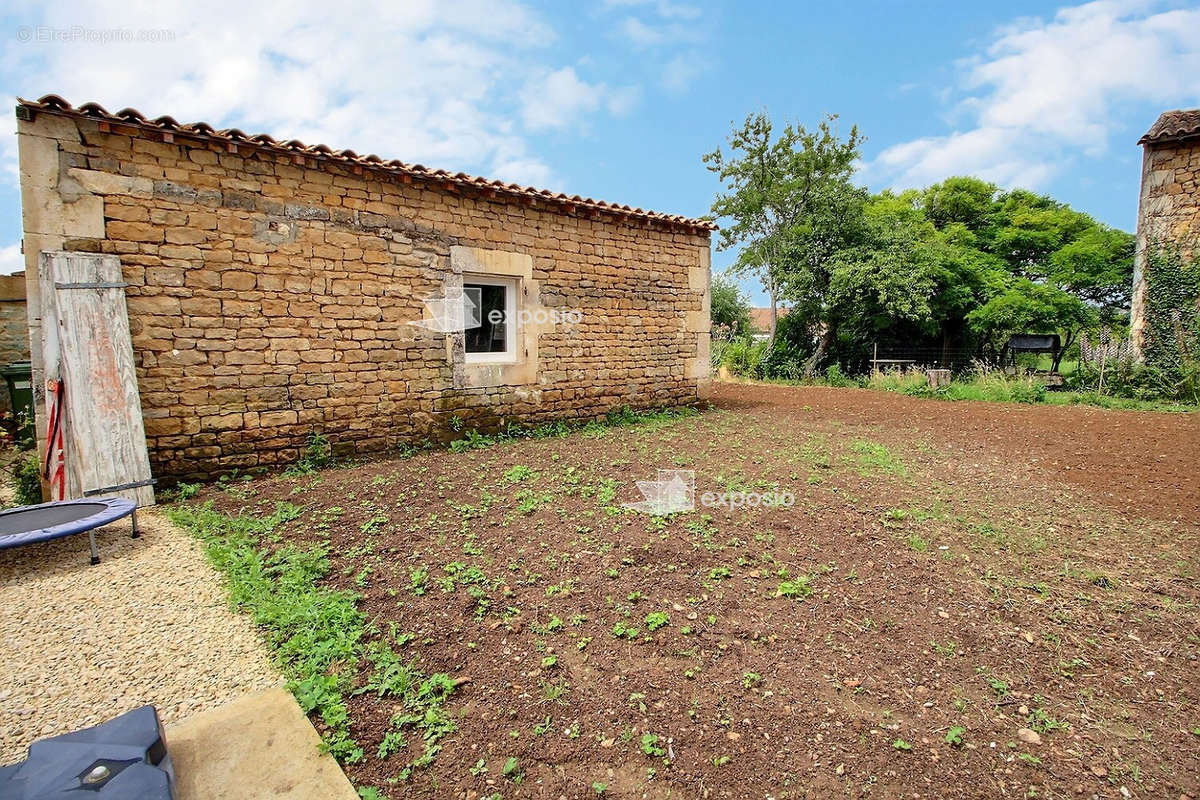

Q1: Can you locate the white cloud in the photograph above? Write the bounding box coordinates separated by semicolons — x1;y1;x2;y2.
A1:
604;0;707;91
519;67;638;132
620;17;668;48
0;0;641;191
606;84;642;116
866;0;1200;190
616;14;703;50
607;0;704;57
661;52;706;92
602;0;701;20
0;244;23;275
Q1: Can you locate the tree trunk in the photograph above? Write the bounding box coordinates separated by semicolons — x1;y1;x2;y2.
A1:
766;277;778;349
1054;330;1075;373
803;323;835;378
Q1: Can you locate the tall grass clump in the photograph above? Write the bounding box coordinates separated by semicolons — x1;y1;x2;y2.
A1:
865;365;1047;404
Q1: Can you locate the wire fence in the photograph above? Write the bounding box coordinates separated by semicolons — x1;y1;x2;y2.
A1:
866;344;981;374
711;328;1139;378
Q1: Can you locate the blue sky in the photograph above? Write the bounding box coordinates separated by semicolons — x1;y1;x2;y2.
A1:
2;0;1198;304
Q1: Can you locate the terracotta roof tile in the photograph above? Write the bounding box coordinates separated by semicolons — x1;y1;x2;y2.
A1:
749;307;787;333
1138;109;1200;145
15;95;715;232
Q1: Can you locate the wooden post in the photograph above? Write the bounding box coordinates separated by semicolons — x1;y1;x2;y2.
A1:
872;342;878;375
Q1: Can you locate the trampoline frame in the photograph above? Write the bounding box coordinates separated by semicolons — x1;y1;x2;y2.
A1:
0;497;139;565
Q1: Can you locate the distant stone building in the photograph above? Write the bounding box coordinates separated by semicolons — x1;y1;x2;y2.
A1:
1130;109;1200;357
748;306;787;341
0;274;29;413
16;95;713;481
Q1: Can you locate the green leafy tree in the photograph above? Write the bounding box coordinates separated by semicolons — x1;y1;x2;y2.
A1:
922;176;998;235
827;192;940;341
824;192;1004;367
967;279;1097;369
1049;226;1135;315
705;113;1135;378
710;273;753;337
705;112;864;350
990;190;1094;279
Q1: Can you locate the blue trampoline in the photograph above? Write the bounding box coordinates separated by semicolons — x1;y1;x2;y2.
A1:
0;497;138;564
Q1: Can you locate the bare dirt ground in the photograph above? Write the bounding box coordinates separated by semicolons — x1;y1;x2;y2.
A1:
194;382;1200;799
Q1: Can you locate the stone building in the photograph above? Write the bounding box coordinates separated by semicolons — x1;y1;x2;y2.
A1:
1130;109;1200;357
16;95;713;481
0;274;29;413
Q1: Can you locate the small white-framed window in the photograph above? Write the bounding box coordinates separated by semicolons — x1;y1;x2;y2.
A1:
463;275;518;364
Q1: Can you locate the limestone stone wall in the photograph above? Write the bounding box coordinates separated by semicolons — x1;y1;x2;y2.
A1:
1130;138;1200;354
17;109;711;481
0;274;30;413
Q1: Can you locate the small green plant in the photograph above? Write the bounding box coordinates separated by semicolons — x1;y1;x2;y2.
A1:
409;565;429;595
502;756;523;782
285;432;334;475
892;738;912;751
503;464;534;484
540;678;569;703
776;575;812;599
591;781;607;794
514;489;550;515
611;620;639;640
931;640;957;657
174;481;200;501
1027;705;1068;734
376;730;406;759
644;611;669;631
945;726;966;747
742;671;762;689
640;732;666;758
850;439;907;477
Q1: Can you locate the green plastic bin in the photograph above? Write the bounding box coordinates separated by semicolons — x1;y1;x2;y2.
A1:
2;361;35;445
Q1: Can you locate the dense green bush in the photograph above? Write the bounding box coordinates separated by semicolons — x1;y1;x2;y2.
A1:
10;454;42;506
1134;240;1200;403
719;337;767;376
823;364;855;387
710;274;754;336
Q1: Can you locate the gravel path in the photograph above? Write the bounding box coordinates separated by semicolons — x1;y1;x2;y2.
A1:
0;508;281;764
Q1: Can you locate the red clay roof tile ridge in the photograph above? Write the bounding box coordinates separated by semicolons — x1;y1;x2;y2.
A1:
16;94;716;232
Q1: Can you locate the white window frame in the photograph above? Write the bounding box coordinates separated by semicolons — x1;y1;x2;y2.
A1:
463;274;519;364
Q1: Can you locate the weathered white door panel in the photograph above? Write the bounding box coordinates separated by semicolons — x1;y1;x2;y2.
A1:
39;252;154;506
